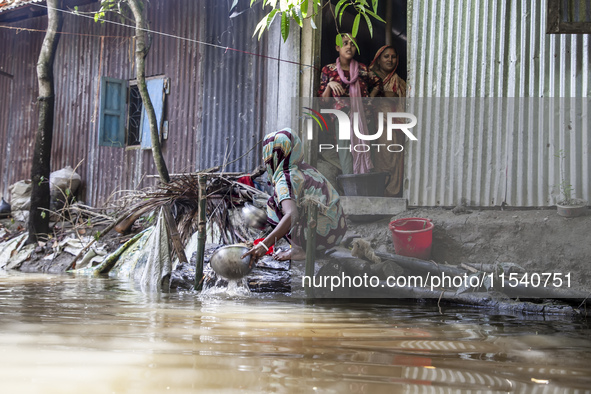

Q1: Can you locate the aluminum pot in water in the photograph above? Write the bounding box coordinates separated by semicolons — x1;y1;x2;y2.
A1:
209;244;253;280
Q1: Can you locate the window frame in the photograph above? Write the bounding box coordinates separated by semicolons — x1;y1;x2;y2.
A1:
547;0;591;34
97;77;127;148
97;75;168;149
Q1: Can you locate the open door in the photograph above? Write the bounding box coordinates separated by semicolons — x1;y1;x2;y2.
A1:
317;0;408;198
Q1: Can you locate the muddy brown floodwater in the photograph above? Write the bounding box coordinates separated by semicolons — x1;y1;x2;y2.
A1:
0;271;590;394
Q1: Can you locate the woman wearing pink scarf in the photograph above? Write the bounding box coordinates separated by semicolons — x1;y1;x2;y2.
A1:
318;33;382;175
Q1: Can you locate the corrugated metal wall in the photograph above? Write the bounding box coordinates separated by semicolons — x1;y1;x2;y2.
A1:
53;0;206;205
199;0;265;173
0;18;44;200
0;23;15;199
407;0;591;207
0;0;277;206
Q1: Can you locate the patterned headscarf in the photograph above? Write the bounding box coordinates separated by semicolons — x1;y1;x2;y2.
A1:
262;128;304;202
370;45;399;85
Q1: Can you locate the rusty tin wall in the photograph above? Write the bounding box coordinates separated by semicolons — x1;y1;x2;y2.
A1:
0;25;14;199
0;17;45;199
0;0;272;206
406;0;591;207
199;0;265;173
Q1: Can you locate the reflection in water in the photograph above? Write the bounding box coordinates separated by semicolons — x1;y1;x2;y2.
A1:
0;271;590;393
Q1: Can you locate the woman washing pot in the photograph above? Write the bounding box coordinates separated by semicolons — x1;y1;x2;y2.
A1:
242;129;347;262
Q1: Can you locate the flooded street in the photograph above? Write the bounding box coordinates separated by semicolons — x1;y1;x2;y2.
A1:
0;271;590;393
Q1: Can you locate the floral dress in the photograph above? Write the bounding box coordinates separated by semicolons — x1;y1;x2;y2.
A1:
264;129;347;250
317;63;382;110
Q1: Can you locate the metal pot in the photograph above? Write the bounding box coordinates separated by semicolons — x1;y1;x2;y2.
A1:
242;203;267;230
209;244;253;280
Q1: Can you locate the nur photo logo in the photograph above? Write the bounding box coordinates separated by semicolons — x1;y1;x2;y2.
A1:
303;106;418;153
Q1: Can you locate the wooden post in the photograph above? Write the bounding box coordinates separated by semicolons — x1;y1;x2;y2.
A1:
195;175;207;290
304;205;318;297
163;205;189;266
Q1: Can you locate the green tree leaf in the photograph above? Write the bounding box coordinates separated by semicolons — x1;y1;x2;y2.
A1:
301;0;308;18
249;0;383;42
267;8;279;28
253;14;268;39
352;13;360;37
293;6;303;27
365;9;385;23
362;12;372;37
281;12;290;42
338;3;350;25
335;0;346;19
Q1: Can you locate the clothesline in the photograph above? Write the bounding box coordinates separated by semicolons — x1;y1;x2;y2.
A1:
0;2;320;72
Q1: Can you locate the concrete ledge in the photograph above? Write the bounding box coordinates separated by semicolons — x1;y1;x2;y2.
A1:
340;197;407;216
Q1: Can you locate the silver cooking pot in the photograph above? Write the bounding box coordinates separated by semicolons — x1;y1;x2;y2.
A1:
242;203;268;230
209;244;254;280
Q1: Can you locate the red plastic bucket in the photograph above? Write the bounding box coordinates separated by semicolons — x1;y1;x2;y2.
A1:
389;218;433;260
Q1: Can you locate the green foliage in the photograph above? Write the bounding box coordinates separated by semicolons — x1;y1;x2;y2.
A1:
252;0;384;47
75;0;132;24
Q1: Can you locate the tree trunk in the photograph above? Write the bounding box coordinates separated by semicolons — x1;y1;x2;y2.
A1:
27;0;63;244
128;0;170;184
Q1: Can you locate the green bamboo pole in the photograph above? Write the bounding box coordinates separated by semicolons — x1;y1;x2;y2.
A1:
195;175;207;290
304;205;318;297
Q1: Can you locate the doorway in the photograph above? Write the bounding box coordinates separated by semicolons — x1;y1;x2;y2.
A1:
317;0;408;198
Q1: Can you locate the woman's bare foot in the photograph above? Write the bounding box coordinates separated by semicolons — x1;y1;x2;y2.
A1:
274;246;306;261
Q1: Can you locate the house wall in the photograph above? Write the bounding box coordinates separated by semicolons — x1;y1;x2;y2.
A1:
0;17;45;199
0;0;287;206
199;0;268;173
406;0;590;207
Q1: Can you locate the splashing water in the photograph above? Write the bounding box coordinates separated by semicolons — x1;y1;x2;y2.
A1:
201;274;251;298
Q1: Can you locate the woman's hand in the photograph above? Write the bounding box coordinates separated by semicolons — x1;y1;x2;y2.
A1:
326;81;345;96
241;242;268;267
241;199;297;264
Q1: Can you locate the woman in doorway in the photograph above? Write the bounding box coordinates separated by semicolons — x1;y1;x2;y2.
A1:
242;128;347;262
318;33;382;175
369;45;407;197
370;45;406;98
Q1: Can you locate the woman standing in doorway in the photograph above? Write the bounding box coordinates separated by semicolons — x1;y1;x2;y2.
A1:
370;45;407;197
318;33;382;175
370;45;406;98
